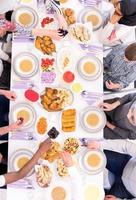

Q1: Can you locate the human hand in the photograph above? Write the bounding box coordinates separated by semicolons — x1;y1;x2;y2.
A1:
105;195;117;200
105;81;121;90
9;119;24;132
87;141;100;150
39;138;52;155
4;90;17;101
33;28;64;41
106;121;116;130
108;30;116;41
0;27;7;37
56;13;68;30
60;151;74;167
99;102;115;111
110;12;122;24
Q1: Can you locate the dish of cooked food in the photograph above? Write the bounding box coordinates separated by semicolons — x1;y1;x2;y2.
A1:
13;52;39;79
63;137;79;154
69;23;91;43
51;186;67;200
41;142;61;163
81;107;106;133
78;7;103;31
35;36;56;55
62;8;76;25
12;6;38;28
57;159;69;177
36;117;48;135
62;109;76;132
35;165;52;188
40;87;73;112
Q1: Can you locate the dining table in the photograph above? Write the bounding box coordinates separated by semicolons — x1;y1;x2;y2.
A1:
7;0;105;199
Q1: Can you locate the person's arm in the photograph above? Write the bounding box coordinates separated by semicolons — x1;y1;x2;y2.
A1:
100;139;136;157
105;195;136;200
0;48;9;61
118;93;136;105
109;126;132;139
60;152;83;200
0;89;16;100
0;120;23;136
3;138;52;185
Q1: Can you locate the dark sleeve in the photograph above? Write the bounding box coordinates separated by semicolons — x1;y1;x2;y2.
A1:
118;93;136;105
113;127;136;139
113;127;129;139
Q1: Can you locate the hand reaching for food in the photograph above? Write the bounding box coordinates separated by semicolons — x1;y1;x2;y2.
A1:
33;28;64;41
39;138;53;155
56;13;68;30
87;141;100;150
60;151;74;167
9;120;24;132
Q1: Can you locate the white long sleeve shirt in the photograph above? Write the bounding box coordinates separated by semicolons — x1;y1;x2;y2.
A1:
100;140;136;200
0;175;6;187
0;0;17;14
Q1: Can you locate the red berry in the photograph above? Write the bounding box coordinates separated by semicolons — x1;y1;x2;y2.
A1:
63;71;75;83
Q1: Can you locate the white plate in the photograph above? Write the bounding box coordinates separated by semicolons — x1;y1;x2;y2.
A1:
9;149;34;177
48;181;71;200
78;7;103;31
57;47;75;73
78;149;106;175
9;102;37;129
80;106;106;133
13;52;39;79
77;55;102;81
68;23;92;44
82;183;105;200
12;6;39;28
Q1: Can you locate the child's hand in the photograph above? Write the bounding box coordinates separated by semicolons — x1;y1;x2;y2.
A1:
60;151;74;167
0;27;7;37
56;13;68;30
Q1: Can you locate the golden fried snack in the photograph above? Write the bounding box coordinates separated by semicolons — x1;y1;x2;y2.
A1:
35;36;56;55
62;127;75;132
57;159;69;177
62;8;76;25
62;109;76;116
62;109;76;132
44;142;61;163
43;95;52;105
62;122;75;127
35;36;43;50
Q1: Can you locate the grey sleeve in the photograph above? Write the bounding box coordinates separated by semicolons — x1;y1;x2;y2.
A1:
104;50;115;69
113;127;136;139
118;93;136;105
113;127;129;139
